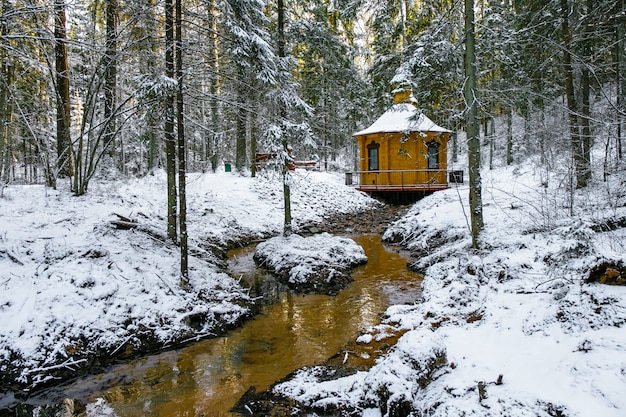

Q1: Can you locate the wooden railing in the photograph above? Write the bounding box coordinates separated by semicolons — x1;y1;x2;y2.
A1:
345;169;463;191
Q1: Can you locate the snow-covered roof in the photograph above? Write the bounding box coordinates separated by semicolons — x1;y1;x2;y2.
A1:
353;103;451;136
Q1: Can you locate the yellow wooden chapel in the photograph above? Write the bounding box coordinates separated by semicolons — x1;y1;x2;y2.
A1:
351;86;454;196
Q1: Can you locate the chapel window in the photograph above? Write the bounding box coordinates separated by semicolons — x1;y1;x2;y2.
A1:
367;141;380;171
427;142;439;169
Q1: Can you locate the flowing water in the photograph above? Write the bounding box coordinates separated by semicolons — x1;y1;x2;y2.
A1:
32;234;421;416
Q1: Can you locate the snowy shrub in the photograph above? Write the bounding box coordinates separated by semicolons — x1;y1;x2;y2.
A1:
543;220;596;267
555;285;626;332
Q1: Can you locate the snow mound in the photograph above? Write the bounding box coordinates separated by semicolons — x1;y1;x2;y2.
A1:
273;328;447;415
253;233;368;294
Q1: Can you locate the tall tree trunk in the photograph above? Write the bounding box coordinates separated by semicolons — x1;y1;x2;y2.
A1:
208;0;220;172
278;0;292;236
322;73;328;171
176;0;188;287
465;0;483;248
147;117;158;172
250;103;257;177
506;106;513;165
235;67;247;173
616;0;624;160
579;0;592;186
561;0;584;189
104;0;117;165
0;0;12;184
399;0;407;53
140;0;159;173
0;66;13;185
452;120;458;164
487;116;494;170
165;0;177;242
54;0;71;179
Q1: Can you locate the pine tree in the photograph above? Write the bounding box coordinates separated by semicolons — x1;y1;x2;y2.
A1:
277;0;292;235
54;0;71;180
175;0;188;287
0;0;13;185
398;3;463;128
103;0;117;163
165;0;178;242
288;7;365;170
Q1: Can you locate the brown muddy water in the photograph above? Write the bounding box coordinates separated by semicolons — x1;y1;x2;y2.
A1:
34;234;421;416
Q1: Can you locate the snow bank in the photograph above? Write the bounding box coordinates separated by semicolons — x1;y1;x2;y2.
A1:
0;169;377;391
271;164;626;417
253;232;368;294
273;328;447;415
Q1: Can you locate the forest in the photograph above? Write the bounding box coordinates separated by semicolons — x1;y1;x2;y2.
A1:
2;1;626;415
1;0;624;191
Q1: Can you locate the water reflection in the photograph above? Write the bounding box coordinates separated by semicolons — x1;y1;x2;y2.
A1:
45;234;421;417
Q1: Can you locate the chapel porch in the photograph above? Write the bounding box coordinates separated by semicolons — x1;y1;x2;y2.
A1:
345;169;463;204
345;169;463;191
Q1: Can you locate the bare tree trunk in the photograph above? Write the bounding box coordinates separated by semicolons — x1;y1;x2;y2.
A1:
250;104;257;177
104;0;118;166
399;0;407;52
616;0;624;160
0;73;13;185
176;0;188;287
208;0;220;172
278;0;292;236
579;0;592;186
54;0;71;179
165;0;177;242
465;0;483;248
561;0;584;189
0;0;9;184
452;120;458;164
235;68;247;173
138;0;159;173
487;116;494;170
506;106;513;165
0;0;12;184
147;115;158;171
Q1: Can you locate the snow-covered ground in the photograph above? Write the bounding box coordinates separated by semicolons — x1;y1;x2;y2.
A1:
3;158;626;417
272;163;626;417
0;169;376;394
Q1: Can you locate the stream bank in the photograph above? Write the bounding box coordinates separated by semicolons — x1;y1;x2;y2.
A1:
5;231;421;417
1;204;413;416
301;204;408;236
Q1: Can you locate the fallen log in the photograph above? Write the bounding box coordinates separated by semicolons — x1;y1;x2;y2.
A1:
110;220;138;230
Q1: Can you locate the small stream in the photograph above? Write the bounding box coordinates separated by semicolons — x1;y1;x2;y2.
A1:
27;234;421;416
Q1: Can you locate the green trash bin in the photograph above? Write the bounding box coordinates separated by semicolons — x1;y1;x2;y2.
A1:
224;163;231;172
